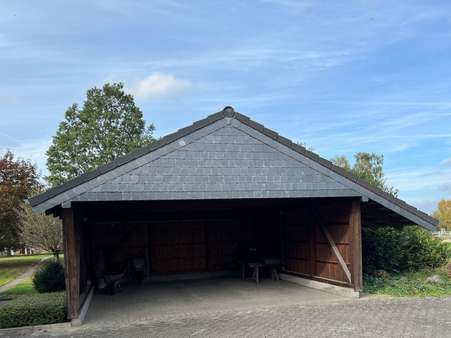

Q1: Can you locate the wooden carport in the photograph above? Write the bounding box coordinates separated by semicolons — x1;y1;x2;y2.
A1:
29;107;438;322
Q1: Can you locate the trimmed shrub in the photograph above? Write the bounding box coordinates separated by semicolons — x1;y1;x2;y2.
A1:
363;226;450;275
0;292;67;328
33;261;65;293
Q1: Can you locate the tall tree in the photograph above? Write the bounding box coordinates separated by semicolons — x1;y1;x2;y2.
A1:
332;152;398;197
0;151;41;250
18;204;63;261
433;199;451;231
46;82;155;186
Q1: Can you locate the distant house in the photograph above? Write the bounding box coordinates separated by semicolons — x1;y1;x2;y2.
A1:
30;107;437;321
2;247;35;257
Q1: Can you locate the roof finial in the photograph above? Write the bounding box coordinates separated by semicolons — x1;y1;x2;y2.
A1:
223;106;235;113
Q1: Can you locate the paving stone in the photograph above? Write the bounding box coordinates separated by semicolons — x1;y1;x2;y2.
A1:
4;282;450;338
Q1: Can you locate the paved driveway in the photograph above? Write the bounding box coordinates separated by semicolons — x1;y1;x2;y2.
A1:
77;297;450;338
85;278;346;327
2;281;451;337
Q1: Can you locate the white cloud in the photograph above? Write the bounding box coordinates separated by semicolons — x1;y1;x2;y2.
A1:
260;0;313;12
0;95;17;104
387;164;451;193
303;108;451;154
389;143;415;153
384;160;451;214
128;73;191;100
407;199;438;214
141;48;356;73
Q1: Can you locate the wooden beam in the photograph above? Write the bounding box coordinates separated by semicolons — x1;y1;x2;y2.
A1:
62;208;80;320
320;224;352;284
62;201;72;209
309;206;316;277
350;199;363;291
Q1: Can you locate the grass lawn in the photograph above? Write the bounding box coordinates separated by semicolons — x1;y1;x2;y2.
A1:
0;254;51;287
364;264;451;297
0;277;35;297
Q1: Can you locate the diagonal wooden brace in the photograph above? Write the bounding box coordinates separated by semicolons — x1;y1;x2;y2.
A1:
320;224;352;284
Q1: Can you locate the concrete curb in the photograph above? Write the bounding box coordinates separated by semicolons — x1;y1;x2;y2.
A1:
71;286;94;326
280;273;360;298
0;321;70;337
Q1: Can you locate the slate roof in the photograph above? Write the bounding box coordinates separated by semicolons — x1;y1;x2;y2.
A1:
29;106;438;230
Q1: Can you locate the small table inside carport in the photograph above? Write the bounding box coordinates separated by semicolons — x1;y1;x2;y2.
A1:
241;258;281;283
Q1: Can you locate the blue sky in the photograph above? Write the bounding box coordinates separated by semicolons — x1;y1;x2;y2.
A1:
1;1;450;213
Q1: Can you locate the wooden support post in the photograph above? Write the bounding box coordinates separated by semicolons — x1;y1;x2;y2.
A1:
308;202;317;278
350;199;363;291
62;207;80;320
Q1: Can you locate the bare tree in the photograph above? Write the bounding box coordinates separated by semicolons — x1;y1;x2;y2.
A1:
0;150;41;251
18;204;63;262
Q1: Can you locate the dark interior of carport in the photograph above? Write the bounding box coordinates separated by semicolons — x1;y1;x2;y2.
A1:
70;197;367;304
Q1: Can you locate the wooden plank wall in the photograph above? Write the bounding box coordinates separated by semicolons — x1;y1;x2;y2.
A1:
284;199;356;286
90;222;148;274
285;207;312;275
206;220;254;272
89;218;257;275
151;219;256;274
314;202;353;284
151;221;206;274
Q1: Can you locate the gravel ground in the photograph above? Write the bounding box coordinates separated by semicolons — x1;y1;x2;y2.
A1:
2;296;451;338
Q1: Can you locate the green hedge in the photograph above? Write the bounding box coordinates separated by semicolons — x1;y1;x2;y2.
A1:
363;225;450;275
0;292;67;328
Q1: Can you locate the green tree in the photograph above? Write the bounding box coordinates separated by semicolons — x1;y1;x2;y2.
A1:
433;199;451;231
332;152;398;197
0;151;41;251
46;83;155;186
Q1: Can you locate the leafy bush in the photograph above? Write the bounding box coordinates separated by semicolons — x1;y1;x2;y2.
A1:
363;226;450;275
363;227;402;274
33;260;65;293
399;226;450;271
0;292;66;328
364;265;451;297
